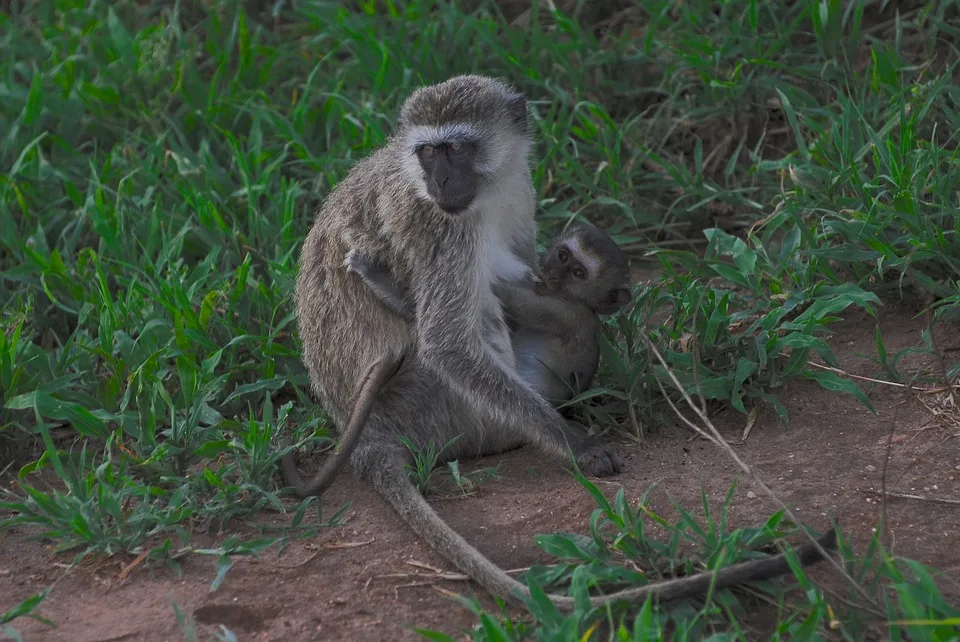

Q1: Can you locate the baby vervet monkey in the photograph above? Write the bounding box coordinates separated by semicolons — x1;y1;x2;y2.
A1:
345;222;633;404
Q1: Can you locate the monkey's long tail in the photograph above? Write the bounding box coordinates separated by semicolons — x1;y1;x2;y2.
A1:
282;355;407;498
375;465;838;610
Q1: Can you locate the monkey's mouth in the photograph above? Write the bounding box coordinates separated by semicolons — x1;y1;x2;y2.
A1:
540;277;562;293
428;185;475;214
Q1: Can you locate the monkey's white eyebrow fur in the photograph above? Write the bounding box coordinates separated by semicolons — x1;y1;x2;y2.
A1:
566;233;602;274
404;123;478;147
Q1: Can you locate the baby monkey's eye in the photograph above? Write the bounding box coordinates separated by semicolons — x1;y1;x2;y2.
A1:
558;249;569;262
448;141;462;153
572;267;586;279
420;145;436;158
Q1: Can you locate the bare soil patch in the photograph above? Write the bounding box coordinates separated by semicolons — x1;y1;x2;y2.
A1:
3;304;959;641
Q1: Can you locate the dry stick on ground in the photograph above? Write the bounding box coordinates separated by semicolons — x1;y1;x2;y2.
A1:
373;567;530;583
880;491;960;506
271;539;376;570
643;333;882;611
804;360;960;394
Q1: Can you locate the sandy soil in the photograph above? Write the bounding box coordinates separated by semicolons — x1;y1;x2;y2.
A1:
2;304;959;642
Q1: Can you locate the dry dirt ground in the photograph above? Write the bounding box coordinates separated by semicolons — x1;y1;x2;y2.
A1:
3;304;960;642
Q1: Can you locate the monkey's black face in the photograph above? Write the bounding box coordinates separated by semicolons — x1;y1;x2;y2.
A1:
417;141;479;213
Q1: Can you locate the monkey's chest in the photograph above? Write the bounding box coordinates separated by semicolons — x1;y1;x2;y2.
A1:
475;180;537;282
478;221;534;285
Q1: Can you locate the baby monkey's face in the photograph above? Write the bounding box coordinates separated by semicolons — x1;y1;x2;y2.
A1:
539;239;595;297
536;225;633;314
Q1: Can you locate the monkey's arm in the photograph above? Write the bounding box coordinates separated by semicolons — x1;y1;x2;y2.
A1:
345;249;415;321
410;231;619;476
492;281;585;341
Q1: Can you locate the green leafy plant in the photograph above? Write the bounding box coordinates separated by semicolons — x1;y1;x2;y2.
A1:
416;471;960;641
399;435;462;496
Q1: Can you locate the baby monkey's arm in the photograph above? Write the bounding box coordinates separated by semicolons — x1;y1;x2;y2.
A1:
492;281;585;341
345;249;415;321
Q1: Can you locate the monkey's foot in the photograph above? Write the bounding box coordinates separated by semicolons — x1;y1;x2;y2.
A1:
576;444;622;477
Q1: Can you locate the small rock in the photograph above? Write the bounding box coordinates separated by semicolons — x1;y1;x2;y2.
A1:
865;465;876;472
746;491;757;499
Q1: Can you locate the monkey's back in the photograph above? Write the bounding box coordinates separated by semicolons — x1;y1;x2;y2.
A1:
294;149;415;428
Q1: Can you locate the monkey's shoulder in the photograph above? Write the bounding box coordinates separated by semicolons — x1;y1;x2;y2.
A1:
317;150;397;223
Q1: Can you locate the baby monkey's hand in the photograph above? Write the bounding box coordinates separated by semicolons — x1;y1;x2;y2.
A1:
528;269;549;295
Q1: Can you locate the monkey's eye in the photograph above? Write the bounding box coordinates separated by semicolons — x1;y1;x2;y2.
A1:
558;249;569;262
447;141;470;157
420;145;436;159
572;267;587;279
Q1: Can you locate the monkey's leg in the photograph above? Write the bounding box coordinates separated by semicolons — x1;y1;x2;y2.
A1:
347;363;837;609
418;340;621;474
352;361;492;467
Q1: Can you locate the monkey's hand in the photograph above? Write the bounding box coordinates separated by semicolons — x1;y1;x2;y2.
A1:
576;443;623;477
343;248;362;274
491;279;534;305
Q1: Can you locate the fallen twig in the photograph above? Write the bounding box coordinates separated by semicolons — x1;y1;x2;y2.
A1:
117;550;149;584
375;565;529;583
880;491;960;506
741;406;759;441
644;333;882;611
805;360;960;395
324;538;376;550
273;539;375;569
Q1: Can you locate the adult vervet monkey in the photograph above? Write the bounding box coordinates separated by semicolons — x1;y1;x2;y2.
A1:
288;75;835;608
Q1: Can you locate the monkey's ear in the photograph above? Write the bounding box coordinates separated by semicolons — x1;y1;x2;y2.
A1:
507;92;528;130
596;286;633;315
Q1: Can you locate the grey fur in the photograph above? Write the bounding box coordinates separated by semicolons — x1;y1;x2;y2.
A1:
288;74;836;608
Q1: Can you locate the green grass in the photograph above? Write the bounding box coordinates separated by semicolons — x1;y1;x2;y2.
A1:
416;474;960;642
1;0;959;639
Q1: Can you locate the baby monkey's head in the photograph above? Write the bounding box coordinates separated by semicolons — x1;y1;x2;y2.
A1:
538;223;633;315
